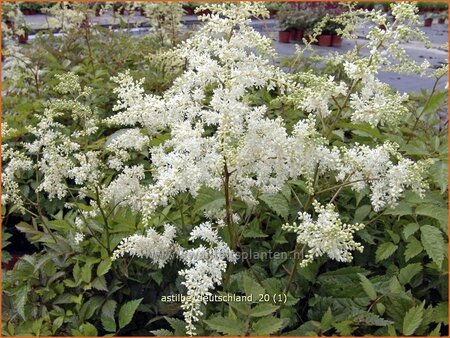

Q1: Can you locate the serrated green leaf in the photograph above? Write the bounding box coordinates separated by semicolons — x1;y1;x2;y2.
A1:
166;317;187;335
387;324;397;336
97;259;112;276
118;298;143;329
358;312;392;326
420;225;445;267
429;323;442;336
416;205;448;233
429;161;448;193
243;272;266;302
433;302;448;325
333;320;354;335
375;242;398;263
243;219;268;238
402;303;424;335
358;273;377;300
403;223;419;240
354;205;371;223
423;91;447;115
15;284;29;320
101;316;116;332
250;303;279;317
151;329;173;336
251;316;283;335
398;263;422;285
52;316;64;334
81;264;92;283
194;187;224;212
80;322;98;336
259;193;289;219
92;275;108;291
204;316;244;335
102;299;117;319
321;307;333;331
404;237;423;261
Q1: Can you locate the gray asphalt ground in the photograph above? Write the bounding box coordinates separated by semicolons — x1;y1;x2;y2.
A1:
23;11;449;93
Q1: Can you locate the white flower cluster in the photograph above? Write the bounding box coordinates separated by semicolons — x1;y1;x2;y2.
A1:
112;224;177;267
105;128;150;170
283;201;365;267
293;72;347;118
178;222;237;335
1;125;33;213
111;221;236;335
23;73;102;200
337;143;432;211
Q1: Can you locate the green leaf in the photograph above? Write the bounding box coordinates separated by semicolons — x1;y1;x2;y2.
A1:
387;324;397;336
194;187;225;212
101;316;116;333
102;299;117;319
354;205;371;223
429;161;448;193
385;202;413;216
250;303;279;317
92;276;108;291
375;242;398;263
358;273;377;300
81;264;92;283
52;316;64;334
333;320;354;335
251;316;283;335
320;307;333;331
15;284;29;320
80;322;98;336
420;225;445;267
243;219;268;238
118;298;143;329
416;205;448;233
433;302;448;325
402;303;424;335
204;316;245;335
259;193;289;219
398;263;422;285
166;317;187;335
97;259;112;276
423;91;447;115
243;272;266;302
429;323;442;336
404;237;423;261
151;329;173;336
402;223;419;240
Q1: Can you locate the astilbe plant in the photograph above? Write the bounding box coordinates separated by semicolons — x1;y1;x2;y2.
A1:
2;2;445;335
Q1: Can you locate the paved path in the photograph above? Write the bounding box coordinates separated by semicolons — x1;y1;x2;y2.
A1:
22;11;449;93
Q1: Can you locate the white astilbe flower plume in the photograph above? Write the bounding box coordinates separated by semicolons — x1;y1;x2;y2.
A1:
283;201;365;267
111;224;177;268
178;222;237;336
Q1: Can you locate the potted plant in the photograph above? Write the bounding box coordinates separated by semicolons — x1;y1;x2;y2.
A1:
318;32;332;47
438;12;447;24
327;22;344;47
277;8;294;43
292;12;312;42
424;13;434;27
